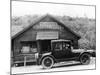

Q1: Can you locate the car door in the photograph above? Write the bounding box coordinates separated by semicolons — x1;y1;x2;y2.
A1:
52;42;66;59
62;41;72;58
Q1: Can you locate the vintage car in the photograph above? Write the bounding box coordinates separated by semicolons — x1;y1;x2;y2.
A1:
13;39;95;69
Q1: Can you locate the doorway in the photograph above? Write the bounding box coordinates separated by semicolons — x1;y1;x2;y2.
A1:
39;40;51;53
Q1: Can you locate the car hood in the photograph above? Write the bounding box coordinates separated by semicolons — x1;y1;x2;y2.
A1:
72;49;85;53
72;49;95;53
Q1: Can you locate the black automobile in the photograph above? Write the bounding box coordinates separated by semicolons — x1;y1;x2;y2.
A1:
36;39;95;69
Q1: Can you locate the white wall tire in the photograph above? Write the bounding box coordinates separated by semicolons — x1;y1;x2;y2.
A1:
41;56;54;69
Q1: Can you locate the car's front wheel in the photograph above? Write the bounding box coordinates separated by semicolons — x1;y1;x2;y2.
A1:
41;56;54;69
80;53;91;65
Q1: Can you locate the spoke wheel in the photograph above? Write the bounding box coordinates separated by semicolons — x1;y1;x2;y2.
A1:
80;53;90;65
42;56;54;69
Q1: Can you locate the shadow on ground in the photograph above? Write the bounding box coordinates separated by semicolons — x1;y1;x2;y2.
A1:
41;63;82;70
53;63;81;69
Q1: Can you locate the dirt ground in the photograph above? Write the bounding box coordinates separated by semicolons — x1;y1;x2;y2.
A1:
11;57;96;75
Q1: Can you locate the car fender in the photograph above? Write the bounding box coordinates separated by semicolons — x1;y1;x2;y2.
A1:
72;49;93;59
80;49;95;56
72;49;93;54
78;51;92;61
38;52;56;65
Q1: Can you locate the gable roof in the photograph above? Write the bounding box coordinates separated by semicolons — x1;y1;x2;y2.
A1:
12;14;81;40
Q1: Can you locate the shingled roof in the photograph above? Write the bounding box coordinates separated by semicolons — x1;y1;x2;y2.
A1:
12;14;81;40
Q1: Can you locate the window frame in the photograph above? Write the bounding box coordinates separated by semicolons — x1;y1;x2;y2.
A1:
53;42;63;51
20;41;37;54
62;41;71;50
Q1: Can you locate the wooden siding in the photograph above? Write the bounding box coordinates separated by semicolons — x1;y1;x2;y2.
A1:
13;28;37;56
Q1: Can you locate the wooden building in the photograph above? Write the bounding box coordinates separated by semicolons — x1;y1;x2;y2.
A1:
11;15;81;57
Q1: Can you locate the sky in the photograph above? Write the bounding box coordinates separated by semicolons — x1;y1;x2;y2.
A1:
12;1;95;19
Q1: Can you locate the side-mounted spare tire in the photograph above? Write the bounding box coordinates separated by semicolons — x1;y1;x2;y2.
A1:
80;53;91;65
41;56;54;69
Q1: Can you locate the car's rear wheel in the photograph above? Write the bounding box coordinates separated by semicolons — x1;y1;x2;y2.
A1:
80;53;91;65
41;56;54;69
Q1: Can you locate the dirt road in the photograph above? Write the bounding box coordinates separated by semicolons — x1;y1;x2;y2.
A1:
11;57;96;74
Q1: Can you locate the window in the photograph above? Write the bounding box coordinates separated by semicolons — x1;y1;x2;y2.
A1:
20;41;37;53
63;42;71;50
30;44;37;53
54;42;62;51
21;46;30;53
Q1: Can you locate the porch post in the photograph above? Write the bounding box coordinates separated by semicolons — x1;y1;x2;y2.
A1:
37;40;41;53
